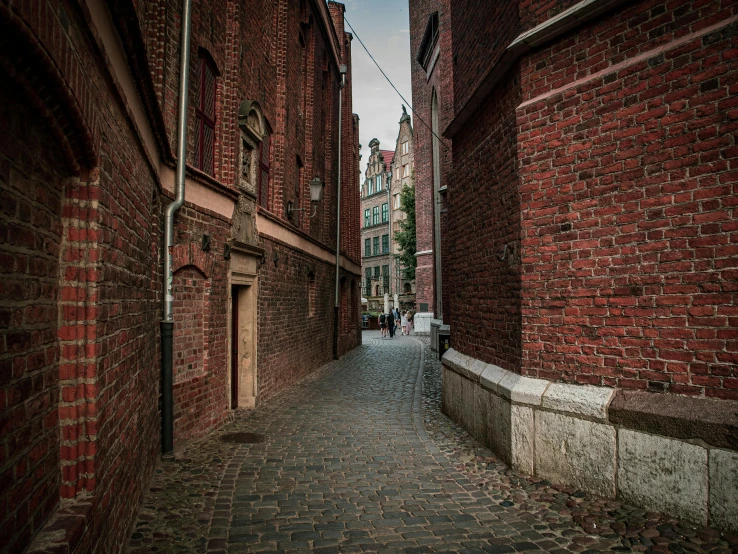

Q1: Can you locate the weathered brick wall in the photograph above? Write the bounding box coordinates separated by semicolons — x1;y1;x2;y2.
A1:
409;0;453;314
0;79;65;552
0;2;163;553
517;0;738;397
257;238;360;402
444;75;524;372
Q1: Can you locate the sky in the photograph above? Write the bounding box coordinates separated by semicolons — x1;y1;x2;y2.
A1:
342;0;412;183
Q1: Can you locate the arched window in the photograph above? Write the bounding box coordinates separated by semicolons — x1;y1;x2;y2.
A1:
195;51;218;175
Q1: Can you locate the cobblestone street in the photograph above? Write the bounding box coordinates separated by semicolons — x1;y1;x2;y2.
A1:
127;333;736;554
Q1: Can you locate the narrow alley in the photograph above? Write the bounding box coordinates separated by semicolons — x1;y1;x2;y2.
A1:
127;333;734;554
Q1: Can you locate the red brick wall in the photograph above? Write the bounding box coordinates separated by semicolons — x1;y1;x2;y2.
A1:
517;0;738;398
434;0;737;398
409;0;453;314
0;79;65;553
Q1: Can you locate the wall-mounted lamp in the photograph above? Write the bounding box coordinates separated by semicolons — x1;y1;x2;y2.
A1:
287;176;324;218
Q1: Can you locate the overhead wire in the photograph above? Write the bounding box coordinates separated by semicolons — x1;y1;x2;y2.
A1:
344;16;452;153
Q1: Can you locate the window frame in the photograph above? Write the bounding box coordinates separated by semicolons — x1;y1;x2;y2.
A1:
257;132;271;209
373;236;380;255
364;208;370;228
195;55;217;175
381;203;388;223
382;234;389;254
372;206;379;225
376;174;382;192
364;238;371;257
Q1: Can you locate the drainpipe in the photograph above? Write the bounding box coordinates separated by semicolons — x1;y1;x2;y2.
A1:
161;0;193;456
333;65;347;360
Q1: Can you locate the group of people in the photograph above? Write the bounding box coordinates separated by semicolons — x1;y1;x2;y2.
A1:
378;307;413;338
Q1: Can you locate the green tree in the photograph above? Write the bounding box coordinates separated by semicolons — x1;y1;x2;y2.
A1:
394;181;416;280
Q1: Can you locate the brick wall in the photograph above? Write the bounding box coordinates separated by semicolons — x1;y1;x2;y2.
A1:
517;0;738;398
0;78;65;552
430;0;737;399
409;0;453;315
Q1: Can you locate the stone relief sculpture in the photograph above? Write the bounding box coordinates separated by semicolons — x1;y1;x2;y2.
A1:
231;195;256;245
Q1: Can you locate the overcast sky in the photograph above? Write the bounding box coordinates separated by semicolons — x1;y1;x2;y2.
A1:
342;0;412;182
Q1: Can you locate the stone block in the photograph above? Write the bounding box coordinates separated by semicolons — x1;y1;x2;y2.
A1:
488;393;512;466
511;404;534;475
468;359;486;383
542;382;614;421
442;367;461;422
510;376;549;407
479;363;507;394
461;375;476;431
535;411;616;497
618;430;708;526
708;448;738;533
472;384;491;446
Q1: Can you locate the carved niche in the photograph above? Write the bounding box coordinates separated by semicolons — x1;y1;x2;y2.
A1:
231;194;257;245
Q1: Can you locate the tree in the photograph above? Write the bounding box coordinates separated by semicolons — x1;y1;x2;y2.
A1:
394;180;416;280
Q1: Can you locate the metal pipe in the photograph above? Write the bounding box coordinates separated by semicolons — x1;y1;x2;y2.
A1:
161;0;193;456
333;66;347;360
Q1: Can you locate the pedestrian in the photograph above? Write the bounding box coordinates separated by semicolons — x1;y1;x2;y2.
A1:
387;310;395;338
401;311;408;335
379;312;386;337
406;310;413;335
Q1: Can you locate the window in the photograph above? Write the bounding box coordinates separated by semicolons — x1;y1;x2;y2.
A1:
382;234;389;253
394;194;401;209
373;266;380;278
397;168;401;180
372;206;379;225
416;12;439;71
373;236;380;255
381;203;388;223
403;164;409;177
195;54;217;174
364;209;370;228
382;264;389;275
365;238;371;257
258;133;270;209
402;141;409;155
368;178;374;195
365;267;371;281
376;174;382;192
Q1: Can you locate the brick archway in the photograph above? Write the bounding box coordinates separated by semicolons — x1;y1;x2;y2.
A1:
170;242;216;278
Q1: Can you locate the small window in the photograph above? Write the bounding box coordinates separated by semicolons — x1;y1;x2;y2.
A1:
382;264;389;276
372;206;379;225
376;174;383;192
373;236;380;255
364;209;370;228
381;203;388;223
402;141;409;155
374;266;380;278
365;238;371;257
403;165;410;177
394;194;401;209
369;178;374;195
195;54;217;174
382;235;389;253
416;12;439;72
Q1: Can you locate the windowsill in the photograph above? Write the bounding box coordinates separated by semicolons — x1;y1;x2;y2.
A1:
362;222;390;231
362;191;388;200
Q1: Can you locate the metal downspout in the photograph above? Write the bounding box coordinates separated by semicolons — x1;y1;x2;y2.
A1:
161;0;193;456
333;66;347;360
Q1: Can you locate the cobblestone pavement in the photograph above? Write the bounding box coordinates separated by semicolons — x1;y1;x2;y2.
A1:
128;333;737;554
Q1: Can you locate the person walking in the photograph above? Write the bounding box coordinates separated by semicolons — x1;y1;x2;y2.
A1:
406;310;413;336
401;311;408;335
387;310;395;338
379;312;387;338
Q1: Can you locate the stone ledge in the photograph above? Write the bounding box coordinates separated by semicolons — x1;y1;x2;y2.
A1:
609;390;738;450
542;382;614;422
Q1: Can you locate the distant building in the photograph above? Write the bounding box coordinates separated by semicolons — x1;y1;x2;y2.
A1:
360;139;393;311
360;109;416;313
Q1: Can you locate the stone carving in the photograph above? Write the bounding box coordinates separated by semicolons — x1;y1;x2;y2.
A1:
231;195;256;245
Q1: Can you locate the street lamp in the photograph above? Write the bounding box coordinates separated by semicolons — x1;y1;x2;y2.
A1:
287;176;325;218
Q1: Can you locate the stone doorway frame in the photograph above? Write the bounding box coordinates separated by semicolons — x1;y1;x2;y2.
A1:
228;242;263;409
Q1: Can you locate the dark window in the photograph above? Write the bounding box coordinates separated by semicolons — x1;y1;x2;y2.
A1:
372;206;379;225
258;132;271;209
416;12;439;71
364;209;370;227
195;55;217;174
381;203;388;223
365;238;371;257
382;234;389;253
374;266;380;278
373;236;380;255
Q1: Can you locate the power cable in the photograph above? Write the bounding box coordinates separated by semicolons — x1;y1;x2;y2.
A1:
344;16;452;152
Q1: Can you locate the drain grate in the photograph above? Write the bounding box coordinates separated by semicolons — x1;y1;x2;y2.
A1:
220;432;266;444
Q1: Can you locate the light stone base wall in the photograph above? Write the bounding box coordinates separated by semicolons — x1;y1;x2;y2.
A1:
413;312;433;335
440;348;738;532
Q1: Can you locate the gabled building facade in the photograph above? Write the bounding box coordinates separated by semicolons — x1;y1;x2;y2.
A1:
0;1;360;552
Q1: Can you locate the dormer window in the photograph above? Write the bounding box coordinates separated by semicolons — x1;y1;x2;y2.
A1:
417;12;439;72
